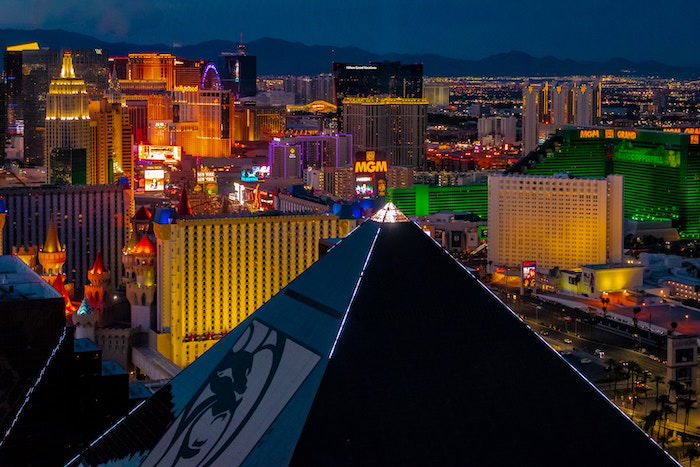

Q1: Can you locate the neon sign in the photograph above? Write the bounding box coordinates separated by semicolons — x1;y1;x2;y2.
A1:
354;160;388;173
579;129;600;138
616;130;637;140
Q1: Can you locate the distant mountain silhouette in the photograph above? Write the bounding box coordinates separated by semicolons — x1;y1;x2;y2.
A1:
0;28;697;78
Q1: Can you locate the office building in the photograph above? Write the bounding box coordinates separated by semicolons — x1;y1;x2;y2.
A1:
515;128;700;238
74;204;675;467
487;173;623;271
218;37;257;98
152;210;353;367
343;97;428;167
45;52;91;178
0;184;132;291
477;116;517;146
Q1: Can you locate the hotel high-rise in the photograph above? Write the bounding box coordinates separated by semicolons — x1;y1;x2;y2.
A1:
487;173;623;271
0;184;133;291
152;210;353;367
45;52;92;181
343;97;428;167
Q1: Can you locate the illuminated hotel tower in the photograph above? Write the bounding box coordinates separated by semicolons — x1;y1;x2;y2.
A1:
521;82;549;154
89;97;133;185
45;52;91;176
153;208;353;368
127;53;177;91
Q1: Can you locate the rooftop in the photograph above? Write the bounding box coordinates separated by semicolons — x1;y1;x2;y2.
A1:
0;256;61;302
73;338;99;353
582;263;645;270
101;360;126;377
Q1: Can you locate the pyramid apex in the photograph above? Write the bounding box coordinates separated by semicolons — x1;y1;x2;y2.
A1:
371;202;410;223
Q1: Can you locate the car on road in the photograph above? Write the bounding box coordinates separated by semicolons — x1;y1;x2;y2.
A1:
540;330;549;336
564;338;573;344
594;349;605;359
580;358;592;364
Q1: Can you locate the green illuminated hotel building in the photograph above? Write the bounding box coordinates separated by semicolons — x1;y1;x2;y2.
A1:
387;184;488;217
389;128;700;238
523;128;700;238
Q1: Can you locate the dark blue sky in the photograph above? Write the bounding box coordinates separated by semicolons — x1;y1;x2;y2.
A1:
1;0;698;65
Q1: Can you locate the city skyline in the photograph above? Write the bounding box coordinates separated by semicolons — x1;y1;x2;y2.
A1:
0;0;698;66
1;2;700;464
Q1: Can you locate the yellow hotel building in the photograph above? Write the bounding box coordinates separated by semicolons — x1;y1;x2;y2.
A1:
153;211;353;367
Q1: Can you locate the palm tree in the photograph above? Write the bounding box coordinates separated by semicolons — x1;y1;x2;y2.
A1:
668;380;686;422
643;409;662;434
657;396;675;438
605;358;616;372
680;397;696;448
653;375;664;407
612;364;626;398
643;409;662;435
687;445;700;467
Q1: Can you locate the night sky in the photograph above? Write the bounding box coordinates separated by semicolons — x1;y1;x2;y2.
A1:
0;0;698;66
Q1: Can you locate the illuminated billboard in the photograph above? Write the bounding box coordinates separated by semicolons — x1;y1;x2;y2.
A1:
138;145;182;164
522;261;536;288
196;169;216;184
144;169;165;191
241;166;271;182
354;151;387;199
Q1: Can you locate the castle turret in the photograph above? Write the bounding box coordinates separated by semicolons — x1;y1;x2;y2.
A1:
51;273;77;316
39;220;66;279
12;245;38;270
74;297;96;341
133;206;153;236
123;235;156;331
85;251;110;319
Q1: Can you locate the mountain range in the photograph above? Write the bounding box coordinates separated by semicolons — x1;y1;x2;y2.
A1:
0;28;698;78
